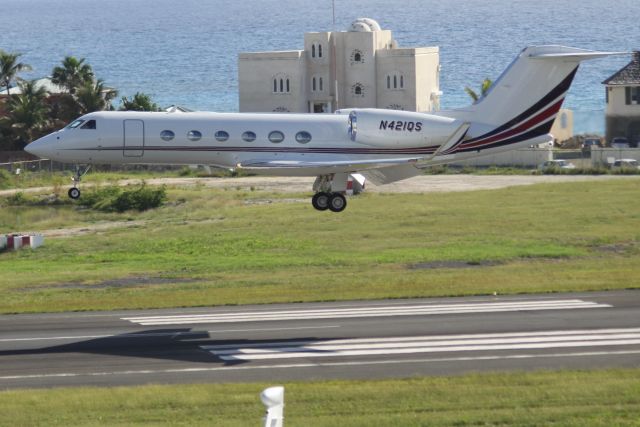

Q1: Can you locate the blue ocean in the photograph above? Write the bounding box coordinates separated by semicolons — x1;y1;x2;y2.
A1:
3;0;639;133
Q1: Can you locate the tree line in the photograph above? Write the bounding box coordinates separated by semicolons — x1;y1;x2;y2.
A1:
0;50;160;150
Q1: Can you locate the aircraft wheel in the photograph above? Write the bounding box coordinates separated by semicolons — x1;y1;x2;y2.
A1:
328;193;347;212
68;187;81;199
312;192;330;211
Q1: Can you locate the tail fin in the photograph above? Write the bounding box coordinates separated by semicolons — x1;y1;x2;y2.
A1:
439;46;627;154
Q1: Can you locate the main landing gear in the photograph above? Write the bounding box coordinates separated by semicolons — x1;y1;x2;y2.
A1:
311;173;348;212
68;165;91;200
312;191;347;212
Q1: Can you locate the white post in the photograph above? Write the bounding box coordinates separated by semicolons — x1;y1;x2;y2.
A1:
261;386;284;427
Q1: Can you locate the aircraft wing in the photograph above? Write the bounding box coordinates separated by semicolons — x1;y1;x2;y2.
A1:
236;157;421;170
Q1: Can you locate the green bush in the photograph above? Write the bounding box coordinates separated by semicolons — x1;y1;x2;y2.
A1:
0;169;13;190
79;184;166;212
5;191;29;205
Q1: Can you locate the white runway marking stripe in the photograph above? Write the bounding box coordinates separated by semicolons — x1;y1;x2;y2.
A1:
201;328;640;361
3;350;640;381
122;299;610;325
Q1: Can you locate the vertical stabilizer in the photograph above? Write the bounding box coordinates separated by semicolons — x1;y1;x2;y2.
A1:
438;46;627;155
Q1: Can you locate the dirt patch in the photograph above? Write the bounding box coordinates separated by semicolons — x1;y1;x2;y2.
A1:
593;242;637;254
244;198;307;205
18;276;202;292
408;260;503;270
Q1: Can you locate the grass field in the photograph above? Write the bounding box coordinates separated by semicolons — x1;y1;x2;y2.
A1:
1;178;639;313
1;369;639;426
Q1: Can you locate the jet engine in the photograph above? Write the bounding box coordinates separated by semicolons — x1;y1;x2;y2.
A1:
344;109;461;148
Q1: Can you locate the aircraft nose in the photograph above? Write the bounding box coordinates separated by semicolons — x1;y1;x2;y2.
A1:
25;134;55;159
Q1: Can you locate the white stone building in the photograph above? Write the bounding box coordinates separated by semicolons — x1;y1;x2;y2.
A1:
238;18;441;114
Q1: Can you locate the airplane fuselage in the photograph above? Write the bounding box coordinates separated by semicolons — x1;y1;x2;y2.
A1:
32;110;475;176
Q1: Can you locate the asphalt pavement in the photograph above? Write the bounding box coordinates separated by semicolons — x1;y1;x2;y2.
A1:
1;290;639;389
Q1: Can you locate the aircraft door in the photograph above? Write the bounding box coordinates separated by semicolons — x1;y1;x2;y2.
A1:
123;120;144;157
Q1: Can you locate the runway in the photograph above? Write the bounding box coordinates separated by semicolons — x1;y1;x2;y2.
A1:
1;290;639;389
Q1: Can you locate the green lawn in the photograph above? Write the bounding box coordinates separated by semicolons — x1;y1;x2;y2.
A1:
1;369;639;426
1;179;639;313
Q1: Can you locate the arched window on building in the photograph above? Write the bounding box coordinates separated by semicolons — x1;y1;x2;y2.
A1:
312;77;316;92
387;73;405;91
319;77;323;92
272;73;291;93
311;44;316;58
352;83;364;97
560;112;568;129
318;44;323;57
351;49;364;65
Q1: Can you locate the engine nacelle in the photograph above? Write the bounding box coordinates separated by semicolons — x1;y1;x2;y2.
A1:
344;109;461;148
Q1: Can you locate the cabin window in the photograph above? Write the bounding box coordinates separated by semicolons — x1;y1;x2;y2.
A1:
187;130;202;141
242;131;256;142
295;131;312;144
80;119;96;129
160;130;175;141
268;131;285;143
215;130;229;141
67;119;84;129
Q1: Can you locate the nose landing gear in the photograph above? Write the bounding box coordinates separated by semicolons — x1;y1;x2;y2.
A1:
68;165;91;200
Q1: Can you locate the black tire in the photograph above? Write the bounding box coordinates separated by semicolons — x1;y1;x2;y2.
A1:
328;193;347;212
68;187;81;199
312;192;330;211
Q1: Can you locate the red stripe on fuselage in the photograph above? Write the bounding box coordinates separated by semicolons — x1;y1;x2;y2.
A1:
459;98;565;151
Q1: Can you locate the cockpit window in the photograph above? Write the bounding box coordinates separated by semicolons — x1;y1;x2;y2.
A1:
67;119;85;129
80;120;96;129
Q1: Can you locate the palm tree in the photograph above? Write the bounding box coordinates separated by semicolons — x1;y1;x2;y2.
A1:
1;80;49;148
119;92;160;111
465;78;493;102
76;79;117;114
51;56;94;95
0;50;32;95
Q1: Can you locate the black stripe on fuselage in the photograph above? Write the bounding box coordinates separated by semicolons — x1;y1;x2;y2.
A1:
454;116;555;154
70;145;441;155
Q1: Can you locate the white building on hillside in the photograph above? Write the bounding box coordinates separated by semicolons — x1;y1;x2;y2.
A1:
238;18;441;114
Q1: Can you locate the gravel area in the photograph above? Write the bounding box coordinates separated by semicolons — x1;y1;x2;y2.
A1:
2;174;638;197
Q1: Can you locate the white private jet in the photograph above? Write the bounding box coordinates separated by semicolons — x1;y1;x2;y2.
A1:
25;46;624;212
